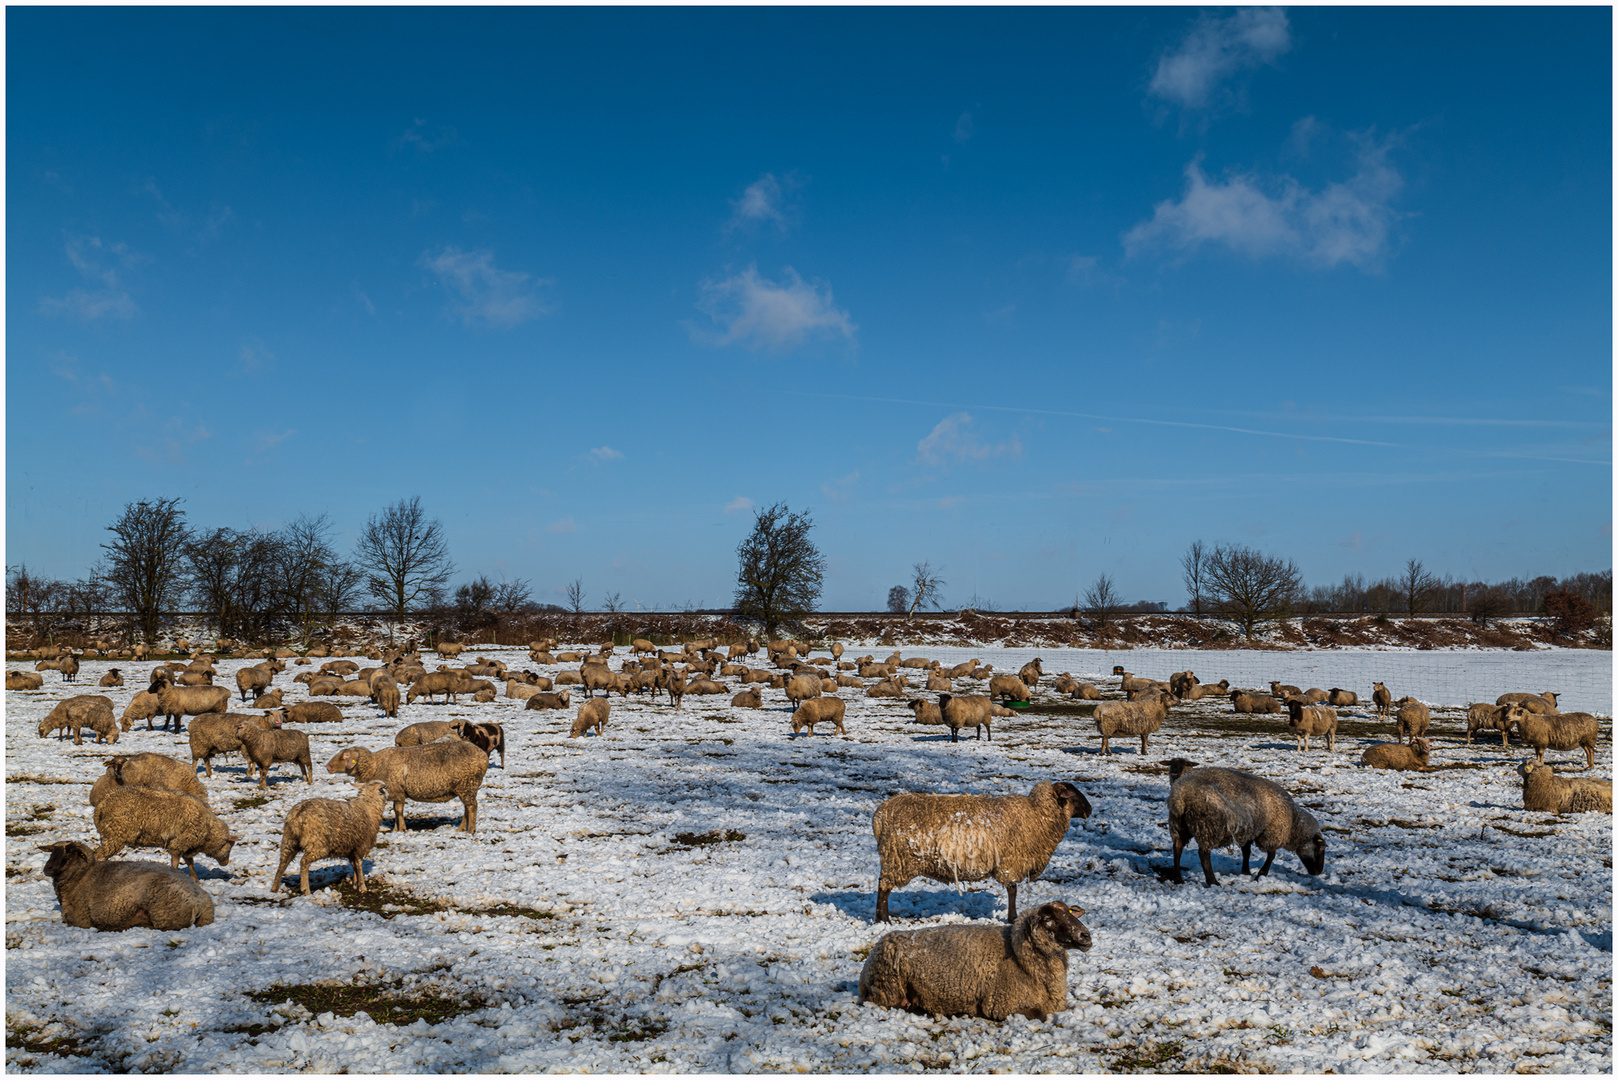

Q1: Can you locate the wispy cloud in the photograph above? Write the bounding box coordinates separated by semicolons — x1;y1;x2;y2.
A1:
1149;8;1291;110
39;236;139;319
724;495;754;515
953;112;975;143
1338;530;1387;549
916;413;1023;467
419;247;552;326
587;446;624;464
548;517;578;534
727;173;798;231
820;471;859;502
694;265;855;352
133;418;213;467
252;428;296;454
235;341;274;377
399;118;457;153
1123;136;1403;270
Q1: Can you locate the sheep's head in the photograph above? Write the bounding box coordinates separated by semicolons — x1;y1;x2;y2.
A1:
1166;758;1198;783
1516;760;1542;780
326;747;362;775
1294;816;1327;875
38;840;95;879
1054;781;1092;822
1030;901;1091;952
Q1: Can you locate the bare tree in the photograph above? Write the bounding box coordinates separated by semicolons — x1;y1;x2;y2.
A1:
354;497;455;635
907;561;946;617
1401;558;1440;616
454;575;498;629
603;591;624;614
314;559;364;630
886;585;911;614
566;578;586;613
102;497;191;645
1082;572;1120;627
1203;544;1303;638
492;578;533;614
278;513;340;645
733;502;826;636
1180;539;1208;617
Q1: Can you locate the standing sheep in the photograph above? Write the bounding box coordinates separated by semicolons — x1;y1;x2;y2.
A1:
1093;692;1177;756
872;780;1091;922
790;696;847;737
1361;739;1431;770
37;695;118;743
1518;761;1612;814
151;678;231;732
372;677;401;718
395;720;456;746
1017;658;1043;689
1466;702;1513;747
235;664;274;703
92;787;238;880
784;672;823;711
1285;700;1338;752
326;742;488;834
270;782;390;894
1505;705;1601;771
572;698;610;738
451;719;506;767
936;693;995;742
988;675;1031;704
1395;698;1432;744
1166;765;1326;887
1372;681;1393;719
38;840;215;931
858;900;1092;1021
189;713;279;778
1498;691;1560;714
235;721;314;790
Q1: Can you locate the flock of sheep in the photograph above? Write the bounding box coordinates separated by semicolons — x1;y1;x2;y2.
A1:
10;634;1612;1027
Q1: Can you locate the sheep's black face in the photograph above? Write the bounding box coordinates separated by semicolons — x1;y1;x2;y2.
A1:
1037;903;1092;952
1299;835;1327;876
39;842;87;880
1055;782;1093;822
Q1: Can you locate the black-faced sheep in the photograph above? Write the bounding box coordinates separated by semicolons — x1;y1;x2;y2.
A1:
270;781;390;894
872;780;1091;922
1166;763;1325;887
1326;688;1358;707
1285;700;1338;752
7;670;45;691
859;900;1092;1021
1518;760;1611;813
39;841;215;930
99;668;125;688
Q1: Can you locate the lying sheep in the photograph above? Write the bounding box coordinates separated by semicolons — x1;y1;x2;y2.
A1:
1361;739;1431;770
1269;681;1301;700
99;668;125;688
39;840;215;931
189;713;279;778
1093;692;1177;756
90;752;210;808
265;701;344;726
686;678;727;696
256;688;284;709
524;691;572;711
572;697;610;738
1395;698;1432;743
1518;760;1612;814
859;900;1092;1021
1326;688;1358;707
1068;682;1102;701
326;742;488;833
1506;705;1601;771
270;781;390;895
989;675;1031;704
938;693;994;742
907;698;944;729
866;679;905;699
872;780;1091;922
1184;680;1231;701
7;670;45;691
1166;763;1326;887
505;679;548;701
731;687;762;708
452;719;506;767
236;722;314;790
1285;700;1338;752
1230;690;1284;715
92;787;238;880
1466;702;1513;747
791;696;847;737
395;720;456;747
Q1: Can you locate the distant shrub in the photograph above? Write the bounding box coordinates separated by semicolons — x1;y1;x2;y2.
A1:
1543;590;1597;635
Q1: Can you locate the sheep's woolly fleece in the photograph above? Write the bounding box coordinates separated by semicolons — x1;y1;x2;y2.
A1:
5;646;1611;1073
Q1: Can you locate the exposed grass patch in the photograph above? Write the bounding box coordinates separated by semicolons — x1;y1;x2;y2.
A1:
323;876;453;919
5;774;78;785
480;903;557;921
673;829;745;847
1491;825;1556;839
6;1021;92;1060
245;976;485;1028
1110;1040;1184;1071
233;796;271;811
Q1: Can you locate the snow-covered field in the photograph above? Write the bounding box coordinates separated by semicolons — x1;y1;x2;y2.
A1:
5;648;1612;1073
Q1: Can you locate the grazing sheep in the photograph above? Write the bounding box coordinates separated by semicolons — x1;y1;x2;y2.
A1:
38;841;215;931
580;661;618;698
326;742;488;833
188;713;279;778
731;687;762;708
1230;690;1283;715
1326;688;1358;707
937;693;995;742
1518;761;1612;814
406;670;461;705
790;696;847;736
37;695;118;742
91;752;210;807
395;720;457;747
92;787;238;880
1372;681;1393;719
8;670;45;690
235;664;274;703
119;690;161;731
1395;698;1432;743
872;780;1091;922
988;675;1030;704
1166;765;1326;887
859;901;1092;1021
235;722;314;790
99;668;125;688
372;677;401;718
524;691;572;711
151;680;231;732
1285;700;1338;752
572;697;610;739
1361;739;1431;770
1093;692;1178;756
1498;691;1561;714
270;781;390;894
452;719;506;767
1506;705;1601;771
1466;702;1513;747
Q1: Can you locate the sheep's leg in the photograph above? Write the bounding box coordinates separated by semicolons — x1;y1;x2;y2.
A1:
1499;728;1509;747
270;849;294;894
1004;882;1018;922
393;801;407;832
1197;846;1219;887
299;854;313;895
461;795;477;834
351;856;366;893
1256;850;1277;877
1140;734;1150;755
183;854;199;881
1240;844;1252;875
874;887;892;923
1169;839;1185;884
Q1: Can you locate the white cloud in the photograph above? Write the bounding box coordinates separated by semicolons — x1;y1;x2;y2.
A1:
399;118;457;153
695;265;856;352
235;341;274;376
40;236;138;320
820;471;859;502
953;112;975;143
724;496;754;515
548;517;578;534
252;428;296;454
1149;8;1291;109
587;446;624;464
915;413;1022;467
419;247;551;326
1123;138;1403;270
729;173;789;229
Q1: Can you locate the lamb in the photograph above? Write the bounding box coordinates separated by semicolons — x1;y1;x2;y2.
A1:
151;679;231;732
235;721;314;790
92;787;238;880
1230;690;1283;715
1466;702;1513;747
1166;764;1326;887
791;696;847;736
99;668;125;688
988;675;1030;704
872;780;1091;921
524;691;572;711
1506;705;1601;771
235;664;274;703
38;841;215;931
37;695;118;742
395;720;457;747
1395;698;1432;743
730;687;763;708
937;693;995;742
1361;738;1431;770
784;673;823;711
119;690;161;731
326;741;488;833
1093;692;1177;755
90;752;210;807
189;713;280;777
1372;681;1393;719
452;719;506;767
1285;700;1338;752
7;670;44;690
571;697;610;739
270;781;390;894
1498;691;1560;715
858;900;1092;1021
1517;760;1612;814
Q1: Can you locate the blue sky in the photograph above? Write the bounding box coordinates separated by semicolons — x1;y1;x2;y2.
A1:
7;6;1611;611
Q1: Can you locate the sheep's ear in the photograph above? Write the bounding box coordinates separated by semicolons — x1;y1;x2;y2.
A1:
36;843;59;853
